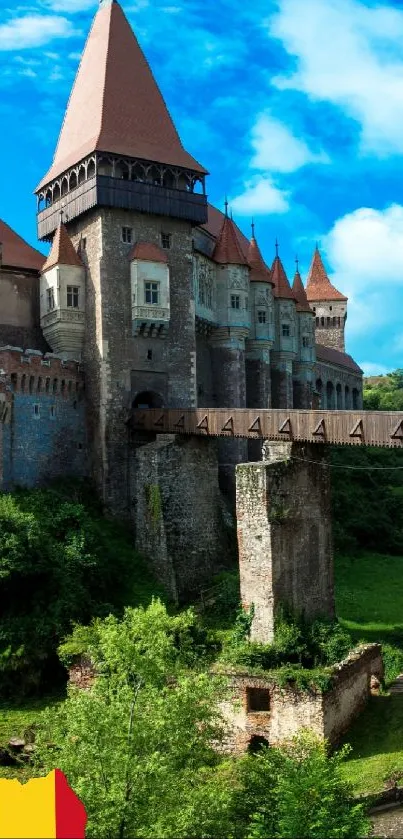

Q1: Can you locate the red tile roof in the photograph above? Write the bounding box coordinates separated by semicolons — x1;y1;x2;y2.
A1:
42;223;83;272
213;215;249;266
292;269;313;313
130;241;168;263
271;256;296;300
306;247;347;302
37;0;206;191
0;219;45;273
248;236;274;285
202;204;250;257
316;343;362;374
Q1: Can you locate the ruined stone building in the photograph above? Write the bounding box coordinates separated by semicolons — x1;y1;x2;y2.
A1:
0;0;362;502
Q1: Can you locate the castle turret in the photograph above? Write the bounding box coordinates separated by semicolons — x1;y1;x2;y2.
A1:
245;225;275;409
40;222;85;358
270;247;297;408
306;246;347;352
292;262;315;408
211;211;250;493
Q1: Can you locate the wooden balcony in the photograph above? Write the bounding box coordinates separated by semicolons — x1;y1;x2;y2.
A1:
37;175;208;240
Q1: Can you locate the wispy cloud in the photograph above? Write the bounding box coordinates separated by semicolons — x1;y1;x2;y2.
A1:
231;176;289;215
359;362;390;377
249;111;329;173
269;0;403;156
0;14;79;51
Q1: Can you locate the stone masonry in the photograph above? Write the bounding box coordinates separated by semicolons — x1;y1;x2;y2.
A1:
237;440;335;642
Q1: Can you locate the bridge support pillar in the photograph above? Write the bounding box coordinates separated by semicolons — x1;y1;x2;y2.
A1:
236;441;335;643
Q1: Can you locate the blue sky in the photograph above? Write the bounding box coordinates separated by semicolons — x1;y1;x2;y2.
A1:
1;0;403;374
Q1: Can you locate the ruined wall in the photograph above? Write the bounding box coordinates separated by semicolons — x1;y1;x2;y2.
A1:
131;435;235;602
219;644;383;754
237;441;334;643
0;347;87;489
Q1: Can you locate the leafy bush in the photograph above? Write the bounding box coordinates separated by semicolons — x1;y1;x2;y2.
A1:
0;483;163;696
381;644;403;685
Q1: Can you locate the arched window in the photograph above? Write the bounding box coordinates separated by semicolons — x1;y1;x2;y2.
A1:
345;385;350;409
352;388;359;409
69;171;78;191
321;317;325;327
326;380;335;410
336;383;342;409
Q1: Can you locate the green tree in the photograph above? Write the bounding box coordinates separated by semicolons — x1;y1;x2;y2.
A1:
35;601;230;839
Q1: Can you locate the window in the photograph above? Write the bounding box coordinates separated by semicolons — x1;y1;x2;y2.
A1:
81;237;87;251
245;296;248;310
47;288;55;311
199;273;213;309
147;349;153;360
246;688;270;713
258;310;266;324
145;282;159;305
302;336;310;348
67;286;79;308
161;233;171;250
50;405;55;419
33;404;40;418
282;323;290;337
121;226;133;244
231;295;240;310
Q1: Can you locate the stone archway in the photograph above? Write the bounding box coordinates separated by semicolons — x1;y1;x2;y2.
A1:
326;380;335;410
132;391;164;409
248;735;269;754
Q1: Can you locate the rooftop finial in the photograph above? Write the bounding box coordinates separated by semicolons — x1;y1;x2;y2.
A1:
59;208;64;224
224;197;229;217
251;218;255;237
275;238;279;258
295;255;299;272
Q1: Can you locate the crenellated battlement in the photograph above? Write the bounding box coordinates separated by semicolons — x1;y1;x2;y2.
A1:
0;347;84;396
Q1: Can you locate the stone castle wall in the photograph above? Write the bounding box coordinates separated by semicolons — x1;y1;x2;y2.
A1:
0;347;87;489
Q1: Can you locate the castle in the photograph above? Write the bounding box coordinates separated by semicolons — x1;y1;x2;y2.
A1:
0;0;362;505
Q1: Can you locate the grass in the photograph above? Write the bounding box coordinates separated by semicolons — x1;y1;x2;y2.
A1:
336;552;403;795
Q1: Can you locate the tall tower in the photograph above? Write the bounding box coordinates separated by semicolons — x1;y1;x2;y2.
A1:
245;225;275;409
270;250;298;408
292;263;315;408
306;247;347;352
35;0;208;511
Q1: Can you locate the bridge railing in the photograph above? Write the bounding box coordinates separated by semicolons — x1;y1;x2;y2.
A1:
131;408;403;448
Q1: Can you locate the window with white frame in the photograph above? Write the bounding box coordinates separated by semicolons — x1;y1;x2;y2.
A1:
121;226;133;244
145;282;159;305
258;310;266;324
302;336;310;348
47;288;55;312
67;286;79;308
231;295;240;310
282;323;290;337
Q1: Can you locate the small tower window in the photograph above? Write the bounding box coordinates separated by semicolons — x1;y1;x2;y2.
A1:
231;295;240;310
302;336;310;348
282;323;290;337
67;286;79;308
161;233;171;249
144;282;159;305
245;296;249;311
147;349;153;360
47;288;55;311
121;226;133;244
246;688;270;713
258;310;266;324
33;404;40;418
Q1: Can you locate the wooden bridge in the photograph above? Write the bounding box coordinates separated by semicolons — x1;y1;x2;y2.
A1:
132;408;403;448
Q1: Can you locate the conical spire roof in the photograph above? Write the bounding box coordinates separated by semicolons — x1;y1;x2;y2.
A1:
306;247;347;302
42;222;83;273
213;214;249;265
271;256;295;300
37;0;206;191
248;232;274;285
292;268;313;313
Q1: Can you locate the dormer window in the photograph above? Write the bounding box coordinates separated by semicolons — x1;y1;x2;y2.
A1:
145;282;159;305
122;226;133;244
258;310;266;324
47;288;55;312
282;323;290;337
161;233;171;250
67;286;79;308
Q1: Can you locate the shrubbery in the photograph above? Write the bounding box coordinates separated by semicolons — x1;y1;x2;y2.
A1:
0;482;162;696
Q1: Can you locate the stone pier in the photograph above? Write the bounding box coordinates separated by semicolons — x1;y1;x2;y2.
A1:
236;440;335;643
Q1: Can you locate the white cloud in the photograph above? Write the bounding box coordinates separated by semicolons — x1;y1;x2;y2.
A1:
0;15;78;50
321;204;403;342
250;112;329;173
359;362;390;377
269;0;403;155
43;0;96;11
231;177;289;215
